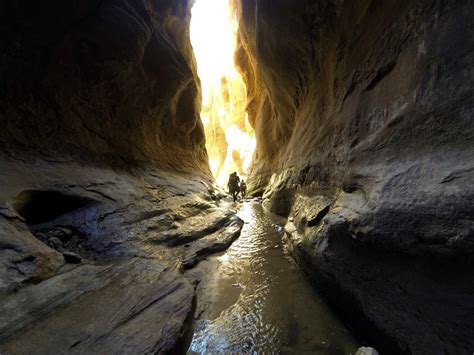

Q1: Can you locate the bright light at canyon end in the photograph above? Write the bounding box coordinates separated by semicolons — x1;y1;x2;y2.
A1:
191;0;256;186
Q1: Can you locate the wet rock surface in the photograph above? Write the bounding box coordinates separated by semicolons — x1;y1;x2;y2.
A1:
181;216;244;269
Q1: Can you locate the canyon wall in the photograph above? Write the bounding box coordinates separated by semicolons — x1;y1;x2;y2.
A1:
0;0;209;174
0;1;246;352
235;0;474;353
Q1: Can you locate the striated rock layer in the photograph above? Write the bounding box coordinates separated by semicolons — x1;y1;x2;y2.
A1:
235;0;474;353
0;0;244;352
0;160;243;353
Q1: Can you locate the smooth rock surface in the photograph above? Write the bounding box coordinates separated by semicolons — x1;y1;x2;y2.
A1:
0;0;208;174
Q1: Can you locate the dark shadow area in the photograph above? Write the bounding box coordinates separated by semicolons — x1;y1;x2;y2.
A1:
307;205;330;227
13;190;97;225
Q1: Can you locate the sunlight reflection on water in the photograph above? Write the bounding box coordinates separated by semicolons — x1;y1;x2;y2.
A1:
189;202;359;354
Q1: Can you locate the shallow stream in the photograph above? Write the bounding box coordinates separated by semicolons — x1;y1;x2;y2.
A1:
186;201;359;354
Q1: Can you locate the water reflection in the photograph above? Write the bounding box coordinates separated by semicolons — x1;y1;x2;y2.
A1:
188;202;359;354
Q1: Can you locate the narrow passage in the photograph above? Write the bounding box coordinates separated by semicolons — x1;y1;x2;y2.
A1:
186;201;360;353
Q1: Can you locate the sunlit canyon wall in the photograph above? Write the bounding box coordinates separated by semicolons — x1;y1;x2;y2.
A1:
191;0;255;186
234;0;474;353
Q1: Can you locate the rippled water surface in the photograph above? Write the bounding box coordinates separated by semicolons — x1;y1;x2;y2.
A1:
187;201;359;354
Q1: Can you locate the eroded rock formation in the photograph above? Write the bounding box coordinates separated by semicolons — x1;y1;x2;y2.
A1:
0;0;209;173
1;0;473;353
235;0;474;353
0;0;243;352
0;164;243;352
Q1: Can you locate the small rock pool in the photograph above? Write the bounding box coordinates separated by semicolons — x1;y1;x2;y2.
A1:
185;201;360;354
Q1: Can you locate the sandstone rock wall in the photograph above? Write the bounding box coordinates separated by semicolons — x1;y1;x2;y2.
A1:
0;0;209;175
236;0;473;191
0;2;243;351
235;0;474;353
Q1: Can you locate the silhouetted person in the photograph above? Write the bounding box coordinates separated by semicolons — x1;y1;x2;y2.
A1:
227;172;240;202
240;180;247;199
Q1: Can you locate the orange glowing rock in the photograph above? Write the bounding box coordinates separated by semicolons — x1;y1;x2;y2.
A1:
191;0;255;186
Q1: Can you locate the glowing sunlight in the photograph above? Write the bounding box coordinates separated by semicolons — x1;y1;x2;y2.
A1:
190;0;256;186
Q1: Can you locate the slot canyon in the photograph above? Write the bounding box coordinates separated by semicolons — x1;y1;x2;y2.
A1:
0;0;472;354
